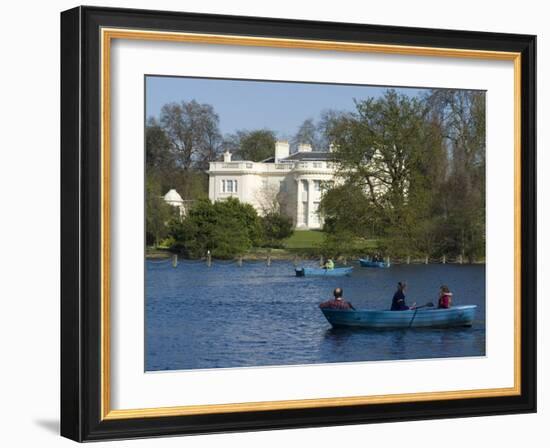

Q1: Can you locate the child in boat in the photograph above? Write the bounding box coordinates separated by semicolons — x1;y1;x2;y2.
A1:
323;259;335;270
438;285;453;309
319;288;355;310
391;282;416;310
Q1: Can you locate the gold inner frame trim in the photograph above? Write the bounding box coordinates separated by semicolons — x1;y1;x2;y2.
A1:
100;27;522;421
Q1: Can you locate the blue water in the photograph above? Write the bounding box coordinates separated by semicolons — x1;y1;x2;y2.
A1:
145;260;485;371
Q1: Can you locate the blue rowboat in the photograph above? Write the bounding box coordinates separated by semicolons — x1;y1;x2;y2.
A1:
295;266;353;277
359;258;390;268
321;305;477;328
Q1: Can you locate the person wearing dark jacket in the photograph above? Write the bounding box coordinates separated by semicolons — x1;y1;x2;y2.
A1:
391;282;416;310
319;288;355;310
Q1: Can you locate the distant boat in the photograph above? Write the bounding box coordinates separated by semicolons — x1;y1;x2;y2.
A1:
321;305;477;329
359;257;390;268
295;266;353;277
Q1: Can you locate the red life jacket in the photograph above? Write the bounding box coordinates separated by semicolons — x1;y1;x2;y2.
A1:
438;293;452;309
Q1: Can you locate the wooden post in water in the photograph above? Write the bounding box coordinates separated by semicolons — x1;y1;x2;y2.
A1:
343;256;348;266
442;254;446;264
266;249;272;266
293;255;298;267
320;255;324;267
172;254;178;268
237;255;243;267
458;254;463;265
407;255;411;265
206;250;212;267
386;256;390;266
425;255;429;264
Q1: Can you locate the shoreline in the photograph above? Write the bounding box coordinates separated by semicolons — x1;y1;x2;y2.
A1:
145;248;486;265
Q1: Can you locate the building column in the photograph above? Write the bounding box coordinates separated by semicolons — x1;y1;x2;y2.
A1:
296;178;303;227
307;179;314;229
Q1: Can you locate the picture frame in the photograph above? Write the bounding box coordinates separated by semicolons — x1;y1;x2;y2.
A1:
60;5;536;442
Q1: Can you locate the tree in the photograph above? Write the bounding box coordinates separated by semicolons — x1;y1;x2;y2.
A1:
321;90;451;258
224;129;276;161
292;118;321;151
145;179;176;247
321;229;357;259
261;213;293;247
425;90;486;261
169;198;263;258
159;100;223;170
320;182;374;237
145;117;173;175
291;112;352;152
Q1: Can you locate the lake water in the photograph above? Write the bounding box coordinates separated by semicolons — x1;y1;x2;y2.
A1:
145;260;486;371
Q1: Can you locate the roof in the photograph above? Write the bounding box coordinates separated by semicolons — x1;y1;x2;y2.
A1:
282;151;334;161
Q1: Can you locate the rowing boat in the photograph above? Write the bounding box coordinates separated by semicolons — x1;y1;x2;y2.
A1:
358;258;390;268
295;266;353;277
321;305;477;328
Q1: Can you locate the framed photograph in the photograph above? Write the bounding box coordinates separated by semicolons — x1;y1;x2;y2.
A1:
61;6;536;442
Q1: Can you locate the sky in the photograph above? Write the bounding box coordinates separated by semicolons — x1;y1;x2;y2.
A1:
145;76;427;139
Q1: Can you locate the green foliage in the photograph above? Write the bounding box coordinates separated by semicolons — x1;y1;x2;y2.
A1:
145;179;177;247
169;197;262;259
321;89;486;261
146;118;173;173
224;129;276;161
261;213;293;247
320;182;376;237
321;230;357;258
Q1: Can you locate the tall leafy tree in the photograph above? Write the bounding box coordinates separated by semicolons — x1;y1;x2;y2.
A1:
223;129;276;161
425;90;486;261
159;100;223;170
321;90;455;258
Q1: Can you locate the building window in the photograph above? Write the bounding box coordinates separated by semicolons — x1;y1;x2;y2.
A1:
314;180;322;192
221;179;238;193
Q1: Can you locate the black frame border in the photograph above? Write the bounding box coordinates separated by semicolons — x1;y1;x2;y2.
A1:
61;6;536;442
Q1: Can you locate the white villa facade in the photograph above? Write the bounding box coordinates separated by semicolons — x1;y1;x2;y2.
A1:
207;141;338;229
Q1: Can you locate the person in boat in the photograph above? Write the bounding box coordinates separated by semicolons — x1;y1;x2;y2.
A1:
391;282;416;311
323;258;335;270
319;288;355;310
438;285;453;309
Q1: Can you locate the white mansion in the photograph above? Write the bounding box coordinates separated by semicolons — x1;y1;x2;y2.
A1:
207;141;337;229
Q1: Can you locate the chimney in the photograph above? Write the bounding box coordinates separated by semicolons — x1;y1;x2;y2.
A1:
298;143;312;153
274;140;290;163
223;150;232;162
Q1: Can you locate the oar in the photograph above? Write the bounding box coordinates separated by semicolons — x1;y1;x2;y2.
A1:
408;302;434;328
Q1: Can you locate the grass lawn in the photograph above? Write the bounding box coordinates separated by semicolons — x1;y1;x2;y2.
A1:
283;230;326;249
284;230;380;251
